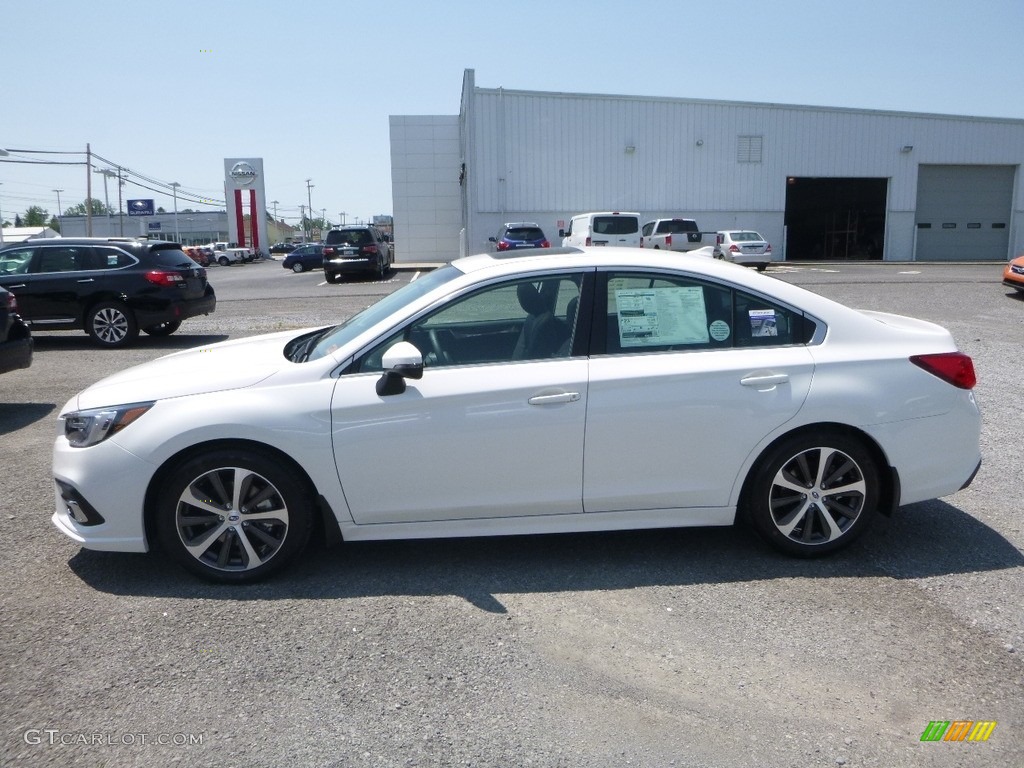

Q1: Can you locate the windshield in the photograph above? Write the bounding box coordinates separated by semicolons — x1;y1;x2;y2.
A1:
302;265;461;361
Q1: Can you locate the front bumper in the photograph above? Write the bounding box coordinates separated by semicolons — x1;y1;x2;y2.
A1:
51;435;154;552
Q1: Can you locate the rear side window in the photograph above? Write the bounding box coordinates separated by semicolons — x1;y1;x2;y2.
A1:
593;216;639;235
596;272;817;354
34;247;92;273
89;248;137;270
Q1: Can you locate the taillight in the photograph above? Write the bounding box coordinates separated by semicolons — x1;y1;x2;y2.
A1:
729;244;740;253
665;235;673;247
497;241;510;251
5;292;17;312
766;245;772;254
540;240;550;248
323;246;335;256
145;270;185;287
910;352;976;390
585;237;592;246
365;245;379;254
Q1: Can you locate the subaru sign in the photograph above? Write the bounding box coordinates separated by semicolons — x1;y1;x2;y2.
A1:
128;199;155;217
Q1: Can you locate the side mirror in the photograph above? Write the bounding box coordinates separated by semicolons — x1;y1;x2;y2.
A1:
558;229;567;238
488;236;497;243
376;341;424;396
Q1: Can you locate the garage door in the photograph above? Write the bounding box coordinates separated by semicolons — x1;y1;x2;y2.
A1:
914;165;1014;261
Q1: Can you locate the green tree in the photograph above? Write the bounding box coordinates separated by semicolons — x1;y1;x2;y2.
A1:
24;206;50;226
49;216;61;233
65;198;114;216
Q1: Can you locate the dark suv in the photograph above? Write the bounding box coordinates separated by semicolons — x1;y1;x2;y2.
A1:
322;226;392;283
0;285;32;374
489;222;550;251
0;238;216;348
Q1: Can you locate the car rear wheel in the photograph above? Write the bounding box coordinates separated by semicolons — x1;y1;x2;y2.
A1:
155;448;314;583
292;262;305;273
325;272;340;284
143;320;181;337
86;301;139;348
743;432;879;556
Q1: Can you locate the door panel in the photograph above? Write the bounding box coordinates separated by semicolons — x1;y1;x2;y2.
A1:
332;359;588;524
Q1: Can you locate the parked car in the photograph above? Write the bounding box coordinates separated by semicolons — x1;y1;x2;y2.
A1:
0;238;216;348
714;230;775;271
560;212;641;248
270;242;298;254
489;222;550;251
51;246;980;583
1002;254;1024;293
182;246;209;267
322;225;392;283
641;218;704;252
282;244;324;273
0;285;32;374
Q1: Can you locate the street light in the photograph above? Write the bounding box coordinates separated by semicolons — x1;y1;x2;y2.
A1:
170;182;181;242
52;189;64;234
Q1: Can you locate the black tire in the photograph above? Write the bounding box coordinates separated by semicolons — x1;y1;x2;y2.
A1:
155;448;314;583
218;256;231;267
143;320;182;337
742;432;879;557
756;264;768;272
86;301;139;348
325;272;340;284
292;262;305;273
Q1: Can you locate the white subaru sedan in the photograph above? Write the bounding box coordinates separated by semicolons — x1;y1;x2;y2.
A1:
52;248;982;582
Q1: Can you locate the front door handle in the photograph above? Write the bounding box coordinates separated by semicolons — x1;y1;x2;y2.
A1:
740;372;790;388
528;392;581;406
77;278;95;283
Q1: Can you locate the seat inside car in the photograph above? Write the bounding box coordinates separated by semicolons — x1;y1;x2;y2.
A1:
512;281;569;360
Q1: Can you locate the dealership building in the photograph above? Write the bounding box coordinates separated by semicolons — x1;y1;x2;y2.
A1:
390;69;1024;263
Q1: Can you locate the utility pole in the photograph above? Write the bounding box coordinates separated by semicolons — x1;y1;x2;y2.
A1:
299;205;306;242
170;182;181;242
305;179;314;241
86;143;93;236
52;189;63;233
116;166;125;236
94;169;116;234
339;212;346;226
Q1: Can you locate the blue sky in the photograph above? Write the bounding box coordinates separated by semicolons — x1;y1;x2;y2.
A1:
2;0;1022;229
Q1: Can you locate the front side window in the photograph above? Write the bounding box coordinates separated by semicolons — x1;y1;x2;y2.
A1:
357;273;583;372
597;272;815;355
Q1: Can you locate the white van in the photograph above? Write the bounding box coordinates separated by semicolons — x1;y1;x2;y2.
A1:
559;212;641;247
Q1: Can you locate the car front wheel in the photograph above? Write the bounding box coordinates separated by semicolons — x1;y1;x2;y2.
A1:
292;262;305;273
743;432;879;556
86;301;139;347
155;448;314;583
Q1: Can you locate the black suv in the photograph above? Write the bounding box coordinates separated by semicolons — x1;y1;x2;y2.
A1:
322;226;392;283
0;238;216;348
0;285;32;374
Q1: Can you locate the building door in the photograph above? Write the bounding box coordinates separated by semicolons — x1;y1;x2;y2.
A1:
914;165;1014;262
784;178;888;261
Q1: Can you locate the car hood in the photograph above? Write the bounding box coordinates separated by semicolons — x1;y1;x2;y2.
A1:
69;330;304;411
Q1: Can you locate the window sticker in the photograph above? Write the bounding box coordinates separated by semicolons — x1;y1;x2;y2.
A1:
616;287;709;347
749;308;778;337
709;319;731;341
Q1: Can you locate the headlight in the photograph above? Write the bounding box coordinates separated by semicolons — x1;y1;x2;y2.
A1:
63;402;154;448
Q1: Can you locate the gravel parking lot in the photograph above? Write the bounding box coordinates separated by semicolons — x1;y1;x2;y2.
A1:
1;260;1021;768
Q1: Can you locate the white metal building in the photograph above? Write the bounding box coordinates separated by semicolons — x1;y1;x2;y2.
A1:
390;69;1024;263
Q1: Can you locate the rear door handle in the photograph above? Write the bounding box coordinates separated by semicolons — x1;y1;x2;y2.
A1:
528;392;581;405
76;278;95;283
740;372;789;388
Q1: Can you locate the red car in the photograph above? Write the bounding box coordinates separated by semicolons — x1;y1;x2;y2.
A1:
1003;254;1024;294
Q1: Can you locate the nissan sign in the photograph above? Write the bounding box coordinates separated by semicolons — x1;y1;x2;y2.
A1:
229;162;258;185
